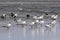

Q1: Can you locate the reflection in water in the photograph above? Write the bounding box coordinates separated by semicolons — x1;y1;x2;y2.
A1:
36;28;39;35
22;27;26;38
40;28;44;35
8;29;11;40
32;29;35;37
0;23;57;40
52;26;56;35
0;23;58;40
51;20;57;34
0;19;58;40
44;25;57;35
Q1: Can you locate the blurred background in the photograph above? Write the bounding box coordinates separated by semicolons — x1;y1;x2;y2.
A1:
0;0;60;40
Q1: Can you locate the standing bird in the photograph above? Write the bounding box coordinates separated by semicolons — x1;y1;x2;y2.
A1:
14;13;17;18
33;16;38;20
38;15;44;20
16;18;21;25
2;22;12;30
51;13;58;20
14;13;18;21
10;12;14;17
1;14;6;19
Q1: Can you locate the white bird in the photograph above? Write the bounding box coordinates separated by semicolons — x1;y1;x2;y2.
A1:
33;16;38;19
20;21;26;27
39;20;44;24
45;10;51;13
16;19;22;25
18;8;23;11
51;15;58;19
7;23;12;27
17;19;21;22
31;22;35;25
54;15;58;19
51;20;56;24
22;21;26;24
45;25;51;28
29;22;35;28
3;14;6;16
2;22;12;30
39;20;44;27
38;15;44;19
14;13;18;17
51;15;55;18
35;20;39;23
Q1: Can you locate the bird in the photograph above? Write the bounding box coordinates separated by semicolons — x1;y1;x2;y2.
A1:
16;18;22;25
51;20;56;24
14;13;18;18
10;12;14;17
38;15;44;20
35;20;39;23
26;14;30;19
29;22;35;29
2;22;11;30
51;14;58;20
0;14;6;19
33;16;38;20
45;24;51;29
39;20;44;24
